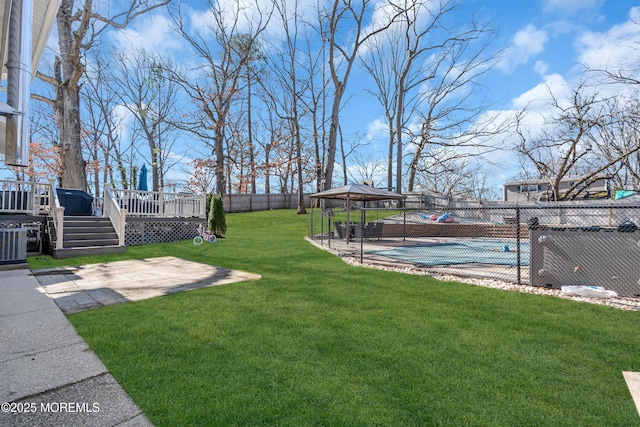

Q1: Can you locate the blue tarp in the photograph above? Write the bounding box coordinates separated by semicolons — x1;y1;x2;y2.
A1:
370;239;531;267
56;189;93;216
614;190;636;200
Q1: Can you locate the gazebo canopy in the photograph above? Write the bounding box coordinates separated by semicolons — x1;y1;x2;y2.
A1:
310;183;406;201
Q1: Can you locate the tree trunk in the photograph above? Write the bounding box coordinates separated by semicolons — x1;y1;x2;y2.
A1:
57;76;87;190
247;77;257;193
265;143;271;194
215;131;226;195
324;83;343;190
387;125;394;191
56;1;88;190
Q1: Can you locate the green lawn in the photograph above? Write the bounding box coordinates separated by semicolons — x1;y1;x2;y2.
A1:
30;210;640;426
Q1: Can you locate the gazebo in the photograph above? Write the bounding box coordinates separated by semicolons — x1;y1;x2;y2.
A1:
310;183;406;243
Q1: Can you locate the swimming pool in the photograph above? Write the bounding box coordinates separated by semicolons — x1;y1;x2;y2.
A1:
370;238;530;267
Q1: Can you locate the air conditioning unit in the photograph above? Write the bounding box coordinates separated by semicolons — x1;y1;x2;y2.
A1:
0;228;27;264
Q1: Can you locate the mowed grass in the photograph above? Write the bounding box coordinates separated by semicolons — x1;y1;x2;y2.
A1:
30;210;640;426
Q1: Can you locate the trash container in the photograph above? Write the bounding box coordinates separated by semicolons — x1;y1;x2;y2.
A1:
56;188;94;216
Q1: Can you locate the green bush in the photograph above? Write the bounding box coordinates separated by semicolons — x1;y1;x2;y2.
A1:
208;193;227;237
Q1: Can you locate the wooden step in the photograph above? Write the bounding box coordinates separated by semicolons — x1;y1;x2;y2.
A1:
53;245;127;259
49;215;126;258
63;238;120;247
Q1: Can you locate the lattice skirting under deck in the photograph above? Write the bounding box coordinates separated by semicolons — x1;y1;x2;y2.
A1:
125;217;205;246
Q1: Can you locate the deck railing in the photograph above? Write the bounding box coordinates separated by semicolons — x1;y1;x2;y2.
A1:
49;180;65;250
1;179;205;252
0;179;53;215
110;188;206;218
1;180;207;219
0;179;64;249
104;185;126;246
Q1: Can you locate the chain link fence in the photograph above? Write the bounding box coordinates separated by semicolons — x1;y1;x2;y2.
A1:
308;203;640;298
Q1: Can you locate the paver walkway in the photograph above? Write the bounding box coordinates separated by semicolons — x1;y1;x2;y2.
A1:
1;257;260;426
1;267;152;426
34;256;261;314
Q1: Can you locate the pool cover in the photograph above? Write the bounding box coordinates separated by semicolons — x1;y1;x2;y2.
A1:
370;239;530;267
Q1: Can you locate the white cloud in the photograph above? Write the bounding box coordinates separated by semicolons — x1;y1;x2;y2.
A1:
576;6;640;75
534;60;549;76
514;24;548;54
498;24;549;72
360;0;447;57
189;0;318;42
365;118;389;141
513;73;569;111
109;13;184;55
513;24;549;60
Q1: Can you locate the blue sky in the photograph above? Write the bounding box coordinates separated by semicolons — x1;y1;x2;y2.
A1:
4;0;640;195
324;0;639;192
478;0;636;105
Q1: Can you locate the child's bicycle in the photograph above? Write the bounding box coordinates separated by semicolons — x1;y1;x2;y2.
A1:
193;224;217;245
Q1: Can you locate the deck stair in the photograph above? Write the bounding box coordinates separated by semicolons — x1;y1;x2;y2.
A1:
51;216;126;258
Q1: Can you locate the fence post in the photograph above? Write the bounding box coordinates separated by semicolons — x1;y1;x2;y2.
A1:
360;208;365;264
516;206;521;286
159;187;165;217
118;209;127;246
403;209;406;242
55;206;65;250
30;183;39;215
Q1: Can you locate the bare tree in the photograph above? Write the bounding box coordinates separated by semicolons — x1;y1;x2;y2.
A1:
186;158;217;194
589;96;640;191
360;0;503;195
169;0;271;195
82;52;133;194
586;14;640;88
34;0;170;190
299;30;329;196
347;152;386;185
110;49;183;191
360;28;399;191
320;0;404;189
584;26;640;191
413;149;498;199
516;83;640;200
261;0;312;213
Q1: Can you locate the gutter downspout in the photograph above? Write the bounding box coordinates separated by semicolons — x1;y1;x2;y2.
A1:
5;0;32;167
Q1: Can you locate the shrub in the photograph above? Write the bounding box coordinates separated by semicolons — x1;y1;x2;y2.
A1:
208;193;227;237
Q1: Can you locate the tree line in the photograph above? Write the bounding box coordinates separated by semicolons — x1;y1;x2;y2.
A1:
4;0;640;209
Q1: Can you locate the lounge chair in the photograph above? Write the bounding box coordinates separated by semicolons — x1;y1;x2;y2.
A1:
370;222;384;239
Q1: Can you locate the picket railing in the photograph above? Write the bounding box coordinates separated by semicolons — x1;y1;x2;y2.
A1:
104;185;126;246
0;179;64;249
109;188;206;218
1;180;207;219
49;180;65;250
0;179;52;215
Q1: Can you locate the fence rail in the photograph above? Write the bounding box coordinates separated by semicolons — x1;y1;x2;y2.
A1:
0;179;52;215
109;188;206;218
222;193;310;213
308;205;640;298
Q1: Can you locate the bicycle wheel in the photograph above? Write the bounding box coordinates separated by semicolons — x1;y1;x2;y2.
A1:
193;236;204;245
207;235;217;243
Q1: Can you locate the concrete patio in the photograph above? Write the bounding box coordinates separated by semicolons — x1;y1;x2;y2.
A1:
0;257;260;426
33;256;261;314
